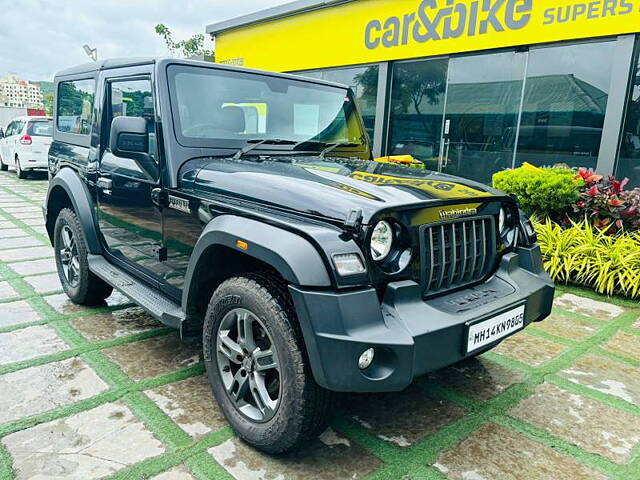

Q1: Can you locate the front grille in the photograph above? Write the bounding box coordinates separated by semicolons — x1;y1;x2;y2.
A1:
420;216;497;296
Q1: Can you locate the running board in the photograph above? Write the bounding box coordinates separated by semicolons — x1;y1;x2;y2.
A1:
88;254;184;329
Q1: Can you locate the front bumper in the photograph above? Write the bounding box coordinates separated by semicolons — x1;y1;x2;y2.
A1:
290;245;554;393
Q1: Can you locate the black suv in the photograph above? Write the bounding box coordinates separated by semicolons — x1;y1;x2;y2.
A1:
44;58;554;454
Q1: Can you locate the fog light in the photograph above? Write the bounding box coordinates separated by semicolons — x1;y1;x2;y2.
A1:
358;348;375;370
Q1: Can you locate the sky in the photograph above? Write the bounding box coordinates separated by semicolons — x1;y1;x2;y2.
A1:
0;0;290;82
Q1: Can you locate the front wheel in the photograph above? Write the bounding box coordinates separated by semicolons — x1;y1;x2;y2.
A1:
203;274;335;454
0;153;7;171
54;208;113;305
15;156;27;179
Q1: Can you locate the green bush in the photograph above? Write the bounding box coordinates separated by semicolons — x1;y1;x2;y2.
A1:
535;219;640;298
493;167;583;219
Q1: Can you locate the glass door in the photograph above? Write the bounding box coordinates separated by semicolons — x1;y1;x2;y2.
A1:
440;51;527;185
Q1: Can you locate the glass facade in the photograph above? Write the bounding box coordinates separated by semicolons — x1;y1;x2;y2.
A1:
298;65;379;144
617;41;640;187
516;41;616;170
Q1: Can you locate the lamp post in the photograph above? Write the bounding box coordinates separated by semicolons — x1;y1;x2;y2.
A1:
82;44;98;62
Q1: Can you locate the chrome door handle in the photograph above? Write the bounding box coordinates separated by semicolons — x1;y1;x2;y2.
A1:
97;177;112;190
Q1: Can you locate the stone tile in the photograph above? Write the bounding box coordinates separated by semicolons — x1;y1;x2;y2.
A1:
602;331;640;363
103;334;202;381
0;325;68;364
531;312;600;341
69;307;162;342
20;217;45;226
31;225;48;235
23;272;62;293
510;383;640;464
554;293;625;320
2;205;42;213
632;315;640;329
0;280;18;300
0;245;52;262
11;210;43;219
150;466;195;480
8;257;57;276
2;401;165;480
0;300;41;328
43;291;130;314
423;356;525;401
560;354;640;405
146;375;226;438
348;386;464;447
494;332;566;367
0;228;29;238
0;235;43;249
434;423;606;480
0;357;109;424
0;220;16;228
209;431;382;480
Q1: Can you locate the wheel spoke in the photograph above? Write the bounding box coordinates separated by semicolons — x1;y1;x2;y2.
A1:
249;372;277;417
62;228;72;248
218;333;244;364
236;311;256;352
253;348;278;372
228;370;249;403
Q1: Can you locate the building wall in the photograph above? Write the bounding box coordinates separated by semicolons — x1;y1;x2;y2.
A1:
0;74;44;110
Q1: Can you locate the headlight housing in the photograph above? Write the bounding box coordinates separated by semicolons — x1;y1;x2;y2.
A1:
370;221;393;261
498;206;518;247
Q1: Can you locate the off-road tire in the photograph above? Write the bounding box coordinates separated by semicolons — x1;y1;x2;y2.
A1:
54;208;113;305
203;273;335;454
15;156;27;179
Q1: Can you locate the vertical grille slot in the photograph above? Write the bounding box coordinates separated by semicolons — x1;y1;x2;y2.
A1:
421;217;496;296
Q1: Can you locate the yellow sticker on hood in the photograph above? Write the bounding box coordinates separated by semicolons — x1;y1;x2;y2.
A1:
351;171;490;199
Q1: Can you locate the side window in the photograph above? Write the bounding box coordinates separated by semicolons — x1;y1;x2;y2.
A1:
5;122;14;136
107;78;156;159
57;79;95;135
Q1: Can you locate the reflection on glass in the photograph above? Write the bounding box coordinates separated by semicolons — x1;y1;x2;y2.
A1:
298;65;379;143
442;51;525;184
617;43;640;187
516;41;615;170
57;79;95;135
387;59;448;170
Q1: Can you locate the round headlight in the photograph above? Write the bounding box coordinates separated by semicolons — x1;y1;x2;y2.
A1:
370;221;393;261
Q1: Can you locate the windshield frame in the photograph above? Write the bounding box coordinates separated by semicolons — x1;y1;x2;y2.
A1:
165;63;371;156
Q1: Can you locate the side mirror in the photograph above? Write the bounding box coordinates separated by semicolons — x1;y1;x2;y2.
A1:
109;116;157;180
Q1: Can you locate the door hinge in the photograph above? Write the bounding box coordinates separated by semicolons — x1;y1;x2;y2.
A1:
151;187;169;208
153;244;168;262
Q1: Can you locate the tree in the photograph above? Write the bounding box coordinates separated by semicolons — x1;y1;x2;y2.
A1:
155;24;214;61
43;93;54;116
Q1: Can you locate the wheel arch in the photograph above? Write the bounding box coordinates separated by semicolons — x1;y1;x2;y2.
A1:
45;168;102;253
182;215;331;325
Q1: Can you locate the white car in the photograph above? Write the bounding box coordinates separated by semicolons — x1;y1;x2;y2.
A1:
0;116;53;178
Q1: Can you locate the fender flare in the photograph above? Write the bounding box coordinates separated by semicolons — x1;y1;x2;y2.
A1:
45;168;102;254
182;215;332;312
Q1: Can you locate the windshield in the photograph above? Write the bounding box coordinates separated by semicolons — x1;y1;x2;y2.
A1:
27;120;53;137
168;65;368;154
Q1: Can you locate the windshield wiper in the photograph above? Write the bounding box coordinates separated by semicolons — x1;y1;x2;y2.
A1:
233;139;297;160
318;142;360;159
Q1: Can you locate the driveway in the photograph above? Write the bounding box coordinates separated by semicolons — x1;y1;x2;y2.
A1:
0;170;639;480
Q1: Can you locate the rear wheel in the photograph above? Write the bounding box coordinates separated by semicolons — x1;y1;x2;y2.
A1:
15;156;27;179
203;273;335;454
54;208;113;305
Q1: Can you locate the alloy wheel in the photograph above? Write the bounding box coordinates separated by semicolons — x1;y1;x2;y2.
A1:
216;308;281;422
59;225;80;287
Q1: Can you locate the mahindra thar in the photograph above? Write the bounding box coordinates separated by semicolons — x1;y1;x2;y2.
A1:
44;58;554;453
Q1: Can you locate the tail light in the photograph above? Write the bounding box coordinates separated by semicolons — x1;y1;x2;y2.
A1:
20;135;32;145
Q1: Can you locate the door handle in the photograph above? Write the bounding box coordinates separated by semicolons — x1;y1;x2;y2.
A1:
97;177;112;194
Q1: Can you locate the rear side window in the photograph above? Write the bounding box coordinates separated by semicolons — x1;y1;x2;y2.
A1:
27;120;53;137
57;79;95;135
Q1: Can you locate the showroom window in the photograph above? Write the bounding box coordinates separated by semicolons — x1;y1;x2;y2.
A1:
296;65;379;144
515;40;617;170
616;39;640;187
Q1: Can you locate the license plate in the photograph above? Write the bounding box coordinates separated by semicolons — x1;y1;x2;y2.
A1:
466;305;525;353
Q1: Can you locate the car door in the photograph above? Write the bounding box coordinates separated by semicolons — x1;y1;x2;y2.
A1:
0;121;13;162
7;120;25;166
96;74;166;284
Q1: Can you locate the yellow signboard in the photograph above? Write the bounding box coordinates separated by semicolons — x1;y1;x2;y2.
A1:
215;0;640;72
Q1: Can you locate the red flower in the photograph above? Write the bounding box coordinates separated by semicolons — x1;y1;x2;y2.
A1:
611;177;629;194
609;197;624;207
586;186;599;197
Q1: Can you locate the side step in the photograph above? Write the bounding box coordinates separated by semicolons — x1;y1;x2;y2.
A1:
88;254;185;329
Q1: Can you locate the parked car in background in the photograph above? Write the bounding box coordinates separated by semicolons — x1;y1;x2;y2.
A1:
0;116;53;178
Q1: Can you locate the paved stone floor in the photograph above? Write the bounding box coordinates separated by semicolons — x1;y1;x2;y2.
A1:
0;169;639;480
